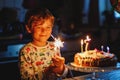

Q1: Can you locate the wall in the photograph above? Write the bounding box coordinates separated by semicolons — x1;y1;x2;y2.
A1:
0;0;27;22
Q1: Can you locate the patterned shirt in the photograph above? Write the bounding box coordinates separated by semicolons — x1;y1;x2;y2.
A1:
19;41;61;80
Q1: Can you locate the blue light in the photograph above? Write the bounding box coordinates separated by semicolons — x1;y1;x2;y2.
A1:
114;11;120;19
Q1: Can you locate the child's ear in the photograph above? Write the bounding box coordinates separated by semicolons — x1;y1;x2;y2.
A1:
26;25;31;33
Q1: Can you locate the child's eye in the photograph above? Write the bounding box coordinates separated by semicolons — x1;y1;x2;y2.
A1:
47;26;51;28
46;26;52;30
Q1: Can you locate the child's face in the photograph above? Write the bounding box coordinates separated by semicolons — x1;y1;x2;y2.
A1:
28;19;53;43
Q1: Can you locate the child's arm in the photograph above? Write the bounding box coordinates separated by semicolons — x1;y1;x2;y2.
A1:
19;50;41;80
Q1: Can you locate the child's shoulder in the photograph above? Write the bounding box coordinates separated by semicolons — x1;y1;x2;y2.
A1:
20;42;32;49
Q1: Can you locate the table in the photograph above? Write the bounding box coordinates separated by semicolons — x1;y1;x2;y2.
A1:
63;63;120;80
63;70;120;80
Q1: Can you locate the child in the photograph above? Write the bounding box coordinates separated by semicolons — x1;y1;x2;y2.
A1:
18;8;69;80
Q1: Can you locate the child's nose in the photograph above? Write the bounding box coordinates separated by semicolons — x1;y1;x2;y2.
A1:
41;28;46;32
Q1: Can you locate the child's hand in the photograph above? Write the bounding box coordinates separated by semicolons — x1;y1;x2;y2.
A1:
51;56;65;74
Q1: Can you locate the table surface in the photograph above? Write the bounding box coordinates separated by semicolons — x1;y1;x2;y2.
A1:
63;63;120;80
63;70;120;80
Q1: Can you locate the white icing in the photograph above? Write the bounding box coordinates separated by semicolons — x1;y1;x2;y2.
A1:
77;50;114;59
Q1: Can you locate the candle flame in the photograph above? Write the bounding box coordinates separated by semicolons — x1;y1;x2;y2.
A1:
84;35;91;43
107;46;110;53
84;35;91;51
107;46;109;50
86;35;91;41
101;45;104;51
81;39;84;45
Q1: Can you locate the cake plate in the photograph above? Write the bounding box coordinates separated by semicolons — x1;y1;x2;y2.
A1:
66;62;120;80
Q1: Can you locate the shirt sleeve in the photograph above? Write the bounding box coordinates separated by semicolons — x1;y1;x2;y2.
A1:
61;65;69;77
19;49;39;80
56;65;68;78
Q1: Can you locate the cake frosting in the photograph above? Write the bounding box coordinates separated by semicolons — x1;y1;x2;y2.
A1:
73;49;117;67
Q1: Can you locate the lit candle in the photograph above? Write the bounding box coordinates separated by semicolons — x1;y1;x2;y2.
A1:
81;39;84;52
84;35;91;51
107;46;110;53
101;45;104;51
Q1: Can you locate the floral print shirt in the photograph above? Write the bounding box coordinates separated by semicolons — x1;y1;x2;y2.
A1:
19;41;61;80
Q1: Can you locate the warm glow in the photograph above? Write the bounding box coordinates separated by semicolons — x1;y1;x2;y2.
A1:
84;35;91;51
80;39;84;52
81;39;84;45
101;45;104;51
107;46;110;53
54;38;64;50
85;35;91;42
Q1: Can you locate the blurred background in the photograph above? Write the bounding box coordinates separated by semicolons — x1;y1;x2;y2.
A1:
0;0;120;79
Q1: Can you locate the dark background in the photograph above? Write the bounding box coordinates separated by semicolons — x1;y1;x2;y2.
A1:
0;0;120;79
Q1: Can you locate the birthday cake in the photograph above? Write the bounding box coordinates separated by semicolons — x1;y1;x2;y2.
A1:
73;49;117;67
72;36;117;67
